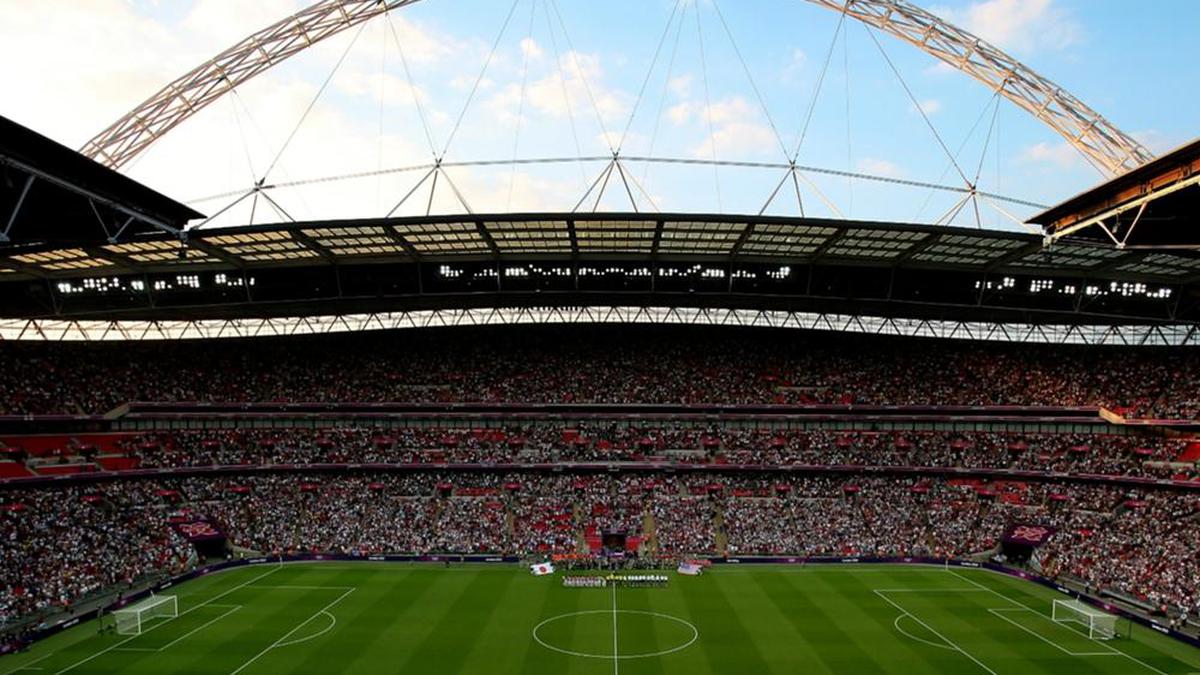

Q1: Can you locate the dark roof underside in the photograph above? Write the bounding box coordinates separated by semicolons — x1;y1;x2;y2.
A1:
0;115;202;246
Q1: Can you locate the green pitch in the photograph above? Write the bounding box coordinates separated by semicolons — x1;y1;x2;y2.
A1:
5;563;1200;674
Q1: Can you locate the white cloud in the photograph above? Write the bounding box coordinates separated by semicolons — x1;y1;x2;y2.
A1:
1019;141;1085;170
485;50;629;127
912;99;942;116
857;157;906;179
1132;129;1181;155
519;37;543;60
337;71;430;109
668;74;693;98
692;121;776;158
668;97;778;159
667;102;693;126
782;47;807;81
935;0;1083;54
0;0;199;147
182;0;303;48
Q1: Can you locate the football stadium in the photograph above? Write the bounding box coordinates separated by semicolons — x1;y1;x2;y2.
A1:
1;0;1200;673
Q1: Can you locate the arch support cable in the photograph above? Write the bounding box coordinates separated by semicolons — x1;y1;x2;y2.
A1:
84;0;1153;184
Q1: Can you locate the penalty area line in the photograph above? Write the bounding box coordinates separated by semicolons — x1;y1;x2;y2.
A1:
113;605;243;654
874;590;998;675
947;570;1168;675
986;609;1118;657
229;587;355;675
49;565;282;675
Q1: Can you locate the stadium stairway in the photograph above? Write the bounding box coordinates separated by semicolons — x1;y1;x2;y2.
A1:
504;507;516;549
713;506;728;556
643;511;659;558
573;501;588;554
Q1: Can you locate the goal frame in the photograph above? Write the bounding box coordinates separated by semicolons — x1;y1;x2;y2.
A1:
1051;599;1118;640
113;595;178;635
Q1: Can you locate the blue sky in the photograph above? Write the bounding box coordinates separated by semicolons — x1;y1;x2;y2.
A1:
2;0;1197;230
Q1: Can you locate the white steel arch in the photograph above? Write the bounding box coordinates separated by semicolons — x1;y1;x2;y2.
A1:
805;0;1153;175
82;0;1153;177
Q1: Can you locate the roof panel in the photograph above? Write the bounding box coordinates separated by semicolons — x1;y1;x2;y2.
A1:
486;220;572;253
1008;243;1125;270
12;248;115;271
104;240;217;265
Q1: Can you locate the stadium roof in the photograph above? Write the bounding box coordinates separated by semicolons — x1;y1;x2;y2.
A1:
2;115;1197;343
1033;137;1200;248
2;212;1198;283
0;114;202;249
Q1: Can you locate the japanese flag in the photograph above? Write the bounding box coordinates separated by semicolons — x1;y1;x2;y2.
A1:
530;562;555;576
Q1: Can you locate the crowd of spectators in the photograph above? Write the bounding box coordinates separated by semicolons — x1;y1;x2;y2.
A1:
0;482;193;628
2;471;1199;629
9;428;1190;480
1;326;1198;418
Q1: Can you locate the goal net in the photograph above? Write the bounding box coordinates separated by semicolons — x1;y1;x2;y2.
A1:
113;595;178;635
1052;599;1117;639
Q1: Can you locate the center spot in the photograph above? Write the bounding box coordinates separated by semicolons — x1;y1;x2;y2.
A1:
533;609;699;659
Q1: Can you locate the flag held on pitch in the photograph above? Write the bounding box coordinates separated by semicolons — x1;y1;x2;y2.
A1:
530;562;555;576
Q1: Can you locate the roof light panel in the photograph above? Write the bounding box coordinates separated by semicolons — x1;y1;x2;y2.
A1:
103;240;216;264
1010;243;1124;269
825;229;925;259
393;222;489;253
658;221;744;254
487;221;571;252
574;219;656;251
12;248;115;271
202;231;317;261
740;223;836;255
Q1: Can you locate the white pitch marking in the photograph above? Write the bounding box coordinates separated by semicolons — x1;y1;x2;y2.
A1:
52;565;283;675
948;570;1169;675
532;610;699;659
274;611;337;648
245;585;356;591
892;614;955;651
611;583;619;675
873;588;986;593
144;605;243;654
874;590;999;675
987;609;1118;656
228;587;355;675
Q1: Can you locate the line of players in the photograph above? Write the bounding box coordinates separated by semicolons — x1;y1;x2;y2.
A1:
561;574;670;588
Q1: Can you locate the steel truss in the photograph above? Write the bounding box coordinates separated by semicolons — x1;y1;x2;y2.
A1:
807;0;1152;176
82;0;1152;181
1;306;1195;346
80;0;421;169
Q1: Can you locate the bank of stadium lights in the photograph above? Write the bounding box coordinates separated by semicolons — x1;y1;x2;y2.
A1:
56;274;254;296
437;264;794;281
975;277;1017;292
213;273;254;288
975;276;1172;300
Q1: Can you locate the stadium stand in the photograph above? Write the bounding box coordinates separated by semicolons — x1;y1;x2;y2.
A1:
1;327;1199;418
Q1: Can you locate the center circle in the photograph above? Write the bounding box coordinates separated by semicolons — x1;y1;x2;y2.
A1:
532;609;699;659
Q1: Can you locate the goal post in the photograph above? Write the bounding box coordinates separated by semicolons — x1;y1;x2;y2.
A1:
113;595;178;636
1052;599;1118;640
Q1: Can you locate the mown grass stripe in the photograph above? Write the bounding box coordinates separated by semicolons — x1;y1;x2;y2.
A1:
518;576;587;674
678;568;773;675
395;567;517;673
772;568;912;674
